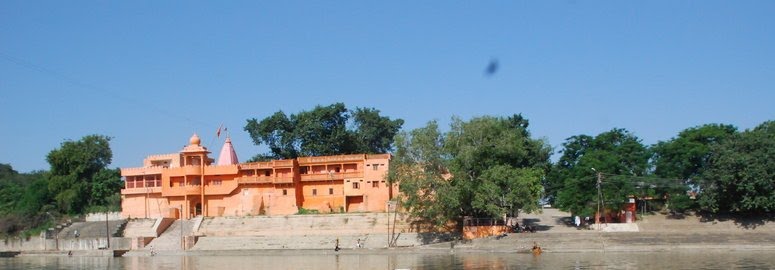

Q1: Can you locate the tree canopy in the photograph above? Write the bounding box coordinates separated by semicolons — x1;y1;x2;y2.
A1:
1;135;122;237
549;128;650;216
46;135;121;214
389;121;458;228
244;103;404;160
698;121;775;214
652;124;738;181
390;114;550;228
0;164;49;236
650;124;738;212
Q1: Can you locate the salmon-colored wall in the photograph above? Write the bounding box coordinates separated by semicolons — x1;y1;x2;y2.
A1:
299;181;345;213
121;193;172;219
202;185;298;216
121;136;394;219
463;225;510;240
363;155;393;212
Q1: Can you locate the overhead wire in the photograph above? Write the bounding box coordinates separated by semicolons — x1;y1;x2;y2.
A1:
0;51;217;133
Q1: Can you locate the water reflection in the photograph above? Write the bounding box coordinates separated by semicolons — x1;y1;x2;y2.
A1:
2;251;774;270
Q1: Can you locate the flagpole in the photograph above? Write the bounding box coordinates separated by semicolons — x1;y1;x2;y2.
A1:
208;123;224;150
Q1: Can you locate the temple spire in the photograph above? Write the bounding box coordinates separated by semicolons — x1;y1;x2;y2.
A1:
216;136;239;165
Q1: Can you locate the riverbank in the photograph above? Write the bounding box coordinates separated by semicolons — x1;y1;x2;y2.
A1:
440;208;775;253
13;208;775;256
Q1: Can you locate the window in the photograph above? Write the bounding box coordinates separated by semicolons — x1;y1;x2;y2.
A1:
264;170;271;176
372;181;379;188
335;167;341;173
372;164;379;171
313;189;317;196
353;182;360;189
283;189;287;196
212;180;222;186
329;188;334;195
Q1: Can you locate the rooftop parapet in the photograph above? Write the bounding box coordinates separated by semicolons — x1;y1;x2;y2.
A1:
121;166;165;176
366;153;391;160
298;154;365;164
239;161;274;170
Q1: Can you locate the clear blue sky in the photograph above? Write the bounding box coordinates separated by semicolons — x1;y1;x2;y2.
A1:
2;2;774;173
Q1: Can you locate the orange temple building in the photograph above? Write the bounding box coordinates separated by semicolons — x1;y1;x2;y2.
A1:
120;134;396;219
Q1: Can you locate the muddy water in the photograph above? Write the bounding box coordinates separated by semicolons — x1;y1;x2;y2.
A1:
2;250;774;269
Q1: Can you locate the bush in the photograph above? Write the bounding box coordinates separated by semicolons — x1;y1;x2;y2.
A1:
669;194;696;214
297;208;320;215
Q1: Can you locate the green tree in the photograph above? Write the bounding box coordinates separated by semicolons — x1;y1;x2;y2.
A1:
293;103;353;156
0;164;50;236
698;121;775;214
244;103;404;160
551;129;649;216
88;168;122;211
389;121;458;227
46;135;116;214
391;115;550;228
651;124;737;213
445;115;550;219
652;124;737;180
351;107;405;154
244;111;298;160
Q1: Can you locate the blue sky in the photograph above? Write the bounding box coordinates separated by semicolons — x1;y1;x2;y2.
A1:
1;1;773;173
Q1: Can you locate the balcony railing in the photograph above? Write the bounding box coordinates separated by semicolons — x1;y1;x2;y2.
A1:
297;154;364;164
239;162;273;170
273;160;295;167
163;185;202;196
300;171;362;182
121;166;164;175
274;175;294;183
237;176;274;184
125;180;162;189
204;181;238;195
121;186;162;195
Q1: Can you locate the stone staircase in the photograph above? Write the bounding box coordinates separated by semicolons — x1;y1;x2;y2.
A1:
197;213;411;237
58;220;127;239
144;219;196;251
189;213;427;250
191;232;428;250
123;219;158;238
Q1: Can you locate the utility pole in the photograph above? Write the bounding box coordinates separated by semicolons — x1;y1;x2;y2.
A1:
106;211;110;249
597;172;602;229
592;168;602;230
180;204;184;250
387;200;391;248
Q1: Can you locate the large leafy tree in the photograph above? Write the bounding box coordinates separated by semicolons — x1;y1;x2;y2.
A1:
352;107;405;154
244;103;404;160
445;115;550;219
698;121;775;214
0;164;50;236
389;121;458;227
46;135;120;214
550;128;650;216
652;124;737;180
391;114;550;228
651;124;738;212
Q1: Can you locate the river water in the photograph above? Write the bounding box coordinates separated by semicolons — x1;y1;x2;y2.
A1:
2;251;774;269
